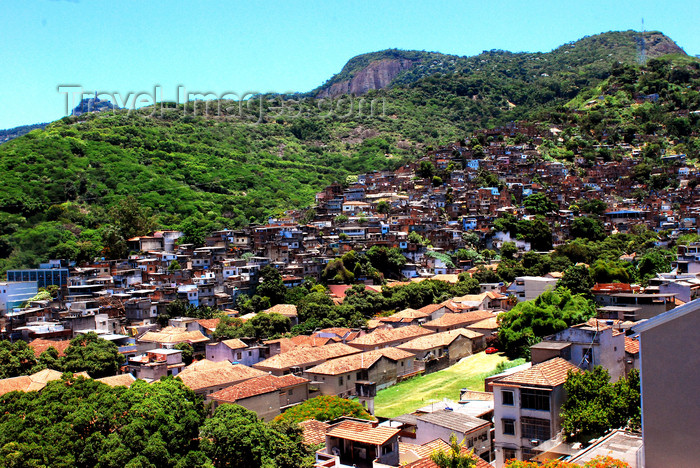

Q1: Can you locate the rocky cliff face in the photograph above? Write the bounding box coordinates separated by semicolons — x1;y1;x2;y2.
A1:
317;58;415;98
644;32;686;58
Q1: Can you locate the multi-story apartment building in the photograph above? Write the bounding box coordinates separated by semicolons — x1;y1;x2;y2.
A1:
492;358;578;466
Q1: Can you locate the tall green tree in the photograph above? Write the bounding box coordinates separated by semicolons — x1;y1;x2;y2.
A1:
429;434;477;468
561;367;641;443
59;332;124;378
523;193;558;215
256;265;287;306
497;288;596;359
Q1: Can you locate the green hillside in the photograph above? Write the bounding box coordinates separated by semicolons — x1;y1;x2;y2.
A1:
0;31;696;272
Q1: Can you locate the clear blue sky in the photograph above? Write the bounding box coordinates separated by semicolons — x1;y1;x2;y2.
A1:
1;0;698;129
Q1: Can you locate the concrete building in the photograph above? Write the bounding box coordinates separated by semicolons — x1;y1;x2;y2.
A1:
506;276;558;302
492;358;579;466
206;338;264;366
127;349;185;381
319;419;401;467
392;410;492;461
531;319;625;381
6;265;69;289
303;348;415;397
632;298;700;468
0;281;38;313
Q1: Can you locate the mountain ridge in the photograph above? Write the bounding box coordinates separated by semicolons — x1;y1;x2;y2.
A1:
312;30;685;98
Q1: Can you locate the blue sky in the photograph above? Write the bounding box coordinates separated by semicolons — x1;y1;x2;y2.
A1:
1;0;698;129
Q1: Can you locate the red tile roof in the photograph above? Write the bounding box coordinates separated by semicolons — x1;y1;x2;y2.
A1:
398;328;483;352
348;325;433;348
326;420;400;445
404;448;494;468
253;343;361;371
625;337;640;355
210;374;308;402
178;360;266;391
28;338;71;358
494;357;579;388
423;311;494;329
0;369;64;396
197;318;221;332
299;419;330;445
305;348;415;375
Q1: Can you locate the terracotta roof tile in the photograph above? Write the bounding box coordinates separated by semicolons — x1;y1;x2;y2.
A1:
495;357;579;388
196;318;221;331
466;317;499;330
265;304;298;317
423;311;494;329
139;326;209;344
391;308;432;320
0;369;64;396
418;303;445;315
178;360;266;391
348;325;433;348
625;337;640;355
253;343;361;371
326;420;399;445
398;328;483;352
220;338;247;350
210;374;308;402
28;339;71;358
404;449;494;468
290;335;331;347
306;348;415;375
96;373;136;387
299;419;330;445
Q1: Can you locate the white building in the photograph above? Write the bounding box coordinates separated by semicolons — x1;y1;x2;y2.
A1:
506;276;558;302
492;358;578;466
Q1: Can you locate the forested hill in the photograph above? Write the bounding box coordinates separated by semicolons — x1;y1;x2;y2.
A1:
312;30;685;98
0;30;697;272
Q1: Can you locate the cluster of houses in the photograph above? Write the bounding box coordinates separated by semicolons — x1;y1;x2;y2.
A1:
1;122;700;467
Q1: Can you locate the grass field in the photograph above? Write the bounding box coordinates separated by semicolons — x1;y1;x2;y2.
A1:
373;352;512;418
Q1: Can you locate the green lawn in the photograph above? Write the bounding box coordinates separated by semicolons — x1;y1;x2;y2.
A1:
373;352;512;418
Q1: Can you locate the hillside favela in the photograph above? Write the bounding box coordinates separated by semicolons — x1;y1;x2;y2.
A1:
1;3;699;468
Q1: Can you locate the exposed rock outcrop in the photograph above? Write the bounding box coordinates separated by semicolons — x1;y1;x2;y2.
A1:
317;58;415;98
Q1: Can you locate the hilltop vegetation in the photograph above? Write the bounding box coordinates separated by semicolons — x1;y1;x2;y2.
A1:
0;31;697;272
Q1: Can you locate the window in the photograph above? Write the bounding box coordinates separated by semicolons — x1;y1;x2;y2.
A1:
502;419;515;435
357;372;361;380
522;448;538;460
503;448;517;461
520;389;550;411
339;376;344;385
502;390;514;406
521;417;550;441
381;443;393;455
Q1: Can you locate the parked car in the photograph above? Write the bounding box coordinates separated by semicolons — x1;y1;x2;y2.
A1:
485;346;498;354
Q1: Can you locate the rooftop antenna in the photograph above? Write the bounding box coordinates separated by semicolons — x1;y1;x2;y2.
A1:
638;18;647;65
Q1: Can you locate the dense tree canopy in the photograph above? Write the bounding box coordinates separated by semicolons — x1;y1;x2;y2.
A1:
497;288;596;359
59;332;125;378
0;376;206;468
201;404;312;468
561;367;641;443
